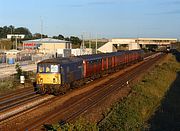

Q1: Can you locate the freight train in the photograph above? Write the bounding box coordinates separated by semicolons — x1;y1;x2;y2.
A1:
34;50;144;95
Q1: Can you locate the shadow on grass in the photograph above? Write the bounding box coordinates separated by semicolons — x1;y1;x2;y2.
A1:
147;71;180;131
171;49;180;62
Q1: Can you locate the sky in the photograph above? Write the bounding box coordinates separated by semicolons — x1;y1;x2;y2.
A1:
0;0;180;39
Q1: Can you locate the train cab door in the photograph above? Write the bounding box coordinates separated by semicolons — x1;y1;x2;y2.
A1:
60;66;65;84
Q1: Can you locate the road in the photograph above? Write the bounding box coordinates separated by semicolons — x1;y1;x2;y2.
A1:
0;64;37;79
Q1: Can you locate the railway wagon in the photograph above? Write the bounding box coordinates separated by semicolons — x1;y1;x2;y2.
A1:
80;55;102;78
35;50;144;95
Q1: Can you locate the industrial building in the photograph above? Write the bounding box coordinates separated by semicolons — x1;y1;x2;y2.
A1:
98;38;177;53
55;48;94;57
23;38;72;54
71;48;93;56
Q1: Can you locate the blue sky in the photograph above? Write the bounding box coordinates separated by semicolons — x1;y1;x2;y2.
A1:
0;0;180;39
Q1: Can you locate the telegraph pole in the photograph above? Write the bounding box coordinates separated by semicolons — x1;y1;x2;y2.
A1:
95;37;97;54
15;37;17;50
41;18;43;40
89;33;91;48
80;34;84;55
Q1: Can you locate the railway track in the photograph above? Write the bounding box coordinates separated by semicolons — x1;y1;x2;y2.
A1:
23;53;165;130
0;95;54;122
0;53;164;130
0;87;33;102
0;92;39;112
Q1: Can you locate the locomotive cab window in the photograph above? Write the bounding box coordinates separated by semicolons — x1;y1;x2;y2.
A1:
38;65;44;73
38;64;59;73
46;66;50;72
51;65;59;73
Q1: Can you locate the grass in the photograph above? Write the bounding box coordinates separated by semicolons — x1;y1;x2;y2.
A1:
43;53;180;131
0;79;14;93
46;118;98;131
0;71;35;94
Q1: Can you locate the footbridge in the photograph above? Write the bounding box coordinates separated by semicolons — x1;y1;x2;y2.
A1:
98;38;177;53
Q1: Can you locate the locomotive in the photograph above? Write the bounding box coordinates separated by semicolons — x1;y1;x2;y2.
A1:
34;50;144;95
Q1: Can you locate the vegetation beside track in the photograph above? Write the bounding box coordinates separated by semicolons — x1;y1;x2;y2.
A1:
99;53;180;130
176;42;180;51
0;70;35;94
48;53;180;131
44;118;98;131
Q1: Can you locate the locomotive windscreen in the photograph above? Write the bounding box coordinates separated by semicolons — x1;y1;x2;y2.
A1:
38;64;59;73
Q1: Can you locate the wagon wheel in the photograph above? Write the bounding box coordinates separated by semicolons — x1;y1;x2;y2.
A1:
53;85;60;96
72;81;78;88
54;90;60;96
61;83;70;94
40;86;47;94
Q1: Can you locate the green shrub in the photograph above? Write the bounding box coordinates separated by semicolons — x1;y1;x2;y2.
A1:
15;63;22;78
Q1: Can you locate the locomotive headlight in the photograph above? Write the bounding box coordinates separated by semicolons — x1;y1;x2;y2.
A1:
53;78;56;83
40;78;43;84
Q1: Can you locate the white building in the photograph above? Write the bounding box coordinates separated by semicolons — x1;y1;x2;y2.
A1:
71;48;93;56
7;34;25;39
56;49;71;57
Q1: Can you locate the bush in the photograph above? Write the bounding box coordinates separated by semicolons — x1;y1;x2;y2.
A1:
15;63;22;78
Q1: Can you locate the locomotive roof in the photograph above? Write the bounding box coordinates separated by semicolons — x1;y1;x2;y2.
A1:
78;51;126;60
38;57;83;65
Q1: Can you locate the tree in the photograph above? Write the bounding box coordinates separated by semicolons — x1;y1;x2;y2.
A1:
69;36;82;46
15;63;22;78
53;34;65;40
0;27;3;38
33;33;48;39
0;25;32;39
64;37;70;41
14;27;32;39
9;25;15;34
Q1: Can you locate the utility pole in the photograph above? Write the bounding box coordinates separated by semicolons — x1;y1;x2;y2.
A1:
82;35;85;50
89;33;91;48
82;34;85;55
15;37;17;50
41;17;43;40
80;35;83;55
96;34;98;54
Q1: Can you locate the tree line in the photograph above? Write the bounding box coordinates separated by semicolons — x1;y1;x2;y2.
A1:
0;25;32;39
0;25;82;46
52;35;82;47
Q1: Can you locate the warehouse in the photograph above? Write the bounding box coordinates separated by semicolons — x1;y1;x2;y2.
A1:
23;38;72;55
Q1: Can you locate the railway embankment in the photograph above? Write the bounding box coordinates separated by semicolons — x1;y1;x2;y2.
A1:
146;50;180;130
51;53;180;130
99;53;180;130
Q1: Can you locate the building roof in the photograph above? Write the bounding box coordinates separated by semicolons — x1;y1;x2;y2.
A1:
5;49;21;54
23;38;70;43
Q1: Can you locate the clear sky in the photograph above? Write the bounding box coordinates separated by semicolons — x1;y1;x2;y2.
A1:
0;0;180;39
